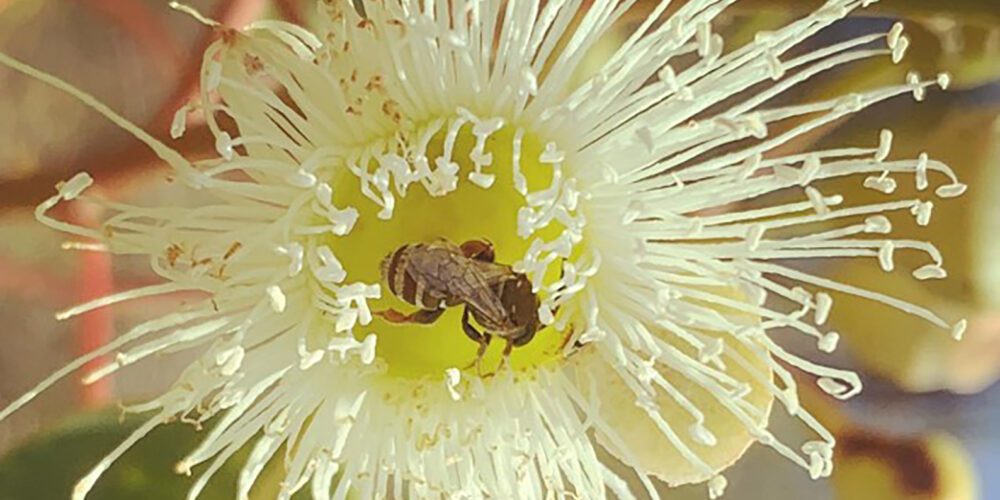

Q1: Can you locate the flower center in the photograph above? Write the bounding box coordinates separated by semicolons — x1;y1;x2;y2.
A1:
330;120;580;379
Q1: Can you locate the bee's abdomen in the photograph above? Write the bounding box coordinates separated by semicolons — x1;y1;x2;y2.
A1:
382;244;411;299
382;244;444;310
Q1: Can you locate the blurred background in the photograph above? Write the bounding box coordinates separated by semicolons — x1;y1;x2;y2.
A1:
0;0;998;498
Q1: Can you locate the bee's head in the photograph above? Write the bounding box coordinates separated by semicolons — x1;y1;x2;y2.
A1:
504;273;542;347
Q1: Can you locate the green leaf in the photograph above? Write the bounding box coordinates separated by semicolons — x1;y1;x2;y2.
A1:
734;0;1000;26
0;411;297;500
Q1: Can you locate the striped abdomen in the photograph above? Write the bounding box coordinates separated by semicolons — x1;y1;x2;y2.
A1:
381;243;462;311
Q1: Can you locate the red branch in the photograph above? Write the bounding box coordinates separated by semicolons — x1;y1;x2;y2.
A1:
68;201;115;409
273;0;306;26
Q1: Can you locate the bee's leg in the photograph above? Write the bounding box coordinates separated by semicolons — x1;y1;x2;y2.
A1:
460;307;484;342
474;335;493;377
496;338;515;373
374;307;444;324
460;239;495;263
461;308;491;375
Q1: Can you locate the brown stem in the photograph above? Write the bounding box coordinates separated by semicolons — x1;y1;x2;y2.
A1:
78;0;185;79
0;0;268;213
0;123;216;213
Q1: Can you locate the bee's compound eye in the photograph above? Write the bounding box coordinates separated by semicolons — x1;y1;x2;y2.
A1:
460;239;495;262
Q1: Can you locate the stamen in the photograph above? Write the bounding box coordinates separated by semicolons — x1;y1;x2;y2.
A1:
171;104;191;139
168;2;221;27
445;368;462;401
266;285;287;312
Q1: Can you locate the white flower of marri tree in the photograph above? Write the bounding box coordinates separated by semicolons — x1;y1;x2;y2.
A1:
0;0;967;498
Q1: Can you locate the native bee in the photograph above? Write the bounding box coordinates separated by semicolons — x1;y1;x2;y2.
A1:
374;239;542;373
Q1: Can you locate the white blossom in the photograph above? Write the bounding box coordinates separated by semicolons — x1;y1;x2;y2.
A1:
0;0;964;498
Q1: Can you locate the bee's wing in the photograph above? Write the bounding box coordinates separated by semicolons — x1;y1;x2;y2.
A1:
472;262;518;286
454;262;512;323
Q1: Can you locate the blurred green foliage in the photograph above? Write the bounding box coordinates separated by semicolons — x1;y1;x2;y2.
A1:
0;412;271;500
739;0;1000;24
